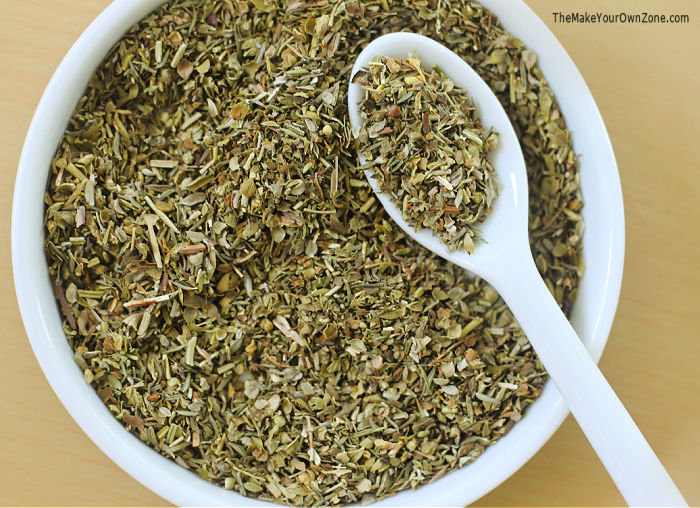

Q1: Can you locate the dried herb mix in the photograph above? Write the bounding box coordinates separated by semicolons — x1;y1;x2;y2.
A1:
354;55;498;253
44;0;584;505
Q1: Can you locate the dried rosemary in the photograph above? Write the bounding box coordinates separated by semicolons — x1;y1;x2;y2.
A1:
44;0;584;505
354;55;499;252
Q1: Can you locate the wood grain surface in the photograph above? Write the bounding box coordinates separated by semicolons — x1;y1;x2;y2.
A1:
1;0;698;506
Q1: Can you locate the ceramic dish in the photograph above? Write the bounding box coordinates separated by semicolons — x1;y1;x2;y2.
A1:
12;0;624;505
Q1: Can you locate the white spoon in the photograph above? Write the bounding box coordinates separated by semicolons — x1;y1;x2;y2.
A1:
348;32;686;507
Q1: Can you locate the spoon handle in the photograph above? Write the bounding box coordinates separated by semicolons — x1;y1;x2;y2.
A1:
491;254;686;507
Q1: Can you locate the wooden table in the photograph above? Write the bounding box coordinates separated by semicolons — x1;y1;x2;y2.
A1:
1;0;698;505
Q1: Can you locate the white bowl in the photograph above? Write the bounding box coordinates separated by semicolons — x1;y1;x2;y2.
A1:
11;0;624;505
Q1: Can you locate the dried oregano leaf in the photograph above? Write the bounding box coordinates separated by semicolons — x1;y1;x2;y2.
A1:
354;55;499;253
44;0;584;505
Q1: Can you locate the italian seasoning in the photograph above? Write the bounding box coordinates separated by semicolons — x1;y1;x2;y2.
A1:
43;0;584;505
354;55;499;253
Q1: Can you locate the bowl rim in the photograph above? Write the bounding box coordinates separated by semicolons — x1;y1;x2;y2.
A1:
11;0;624;505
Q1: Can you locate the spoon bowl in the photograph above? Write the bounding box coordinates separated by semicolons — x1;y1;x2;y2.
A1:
348;32;686;507
348;33;528;280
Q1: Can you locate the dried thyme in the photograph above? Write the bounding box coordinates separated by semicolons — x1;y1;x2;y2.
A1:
44;0;584;505
354;55;498;252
